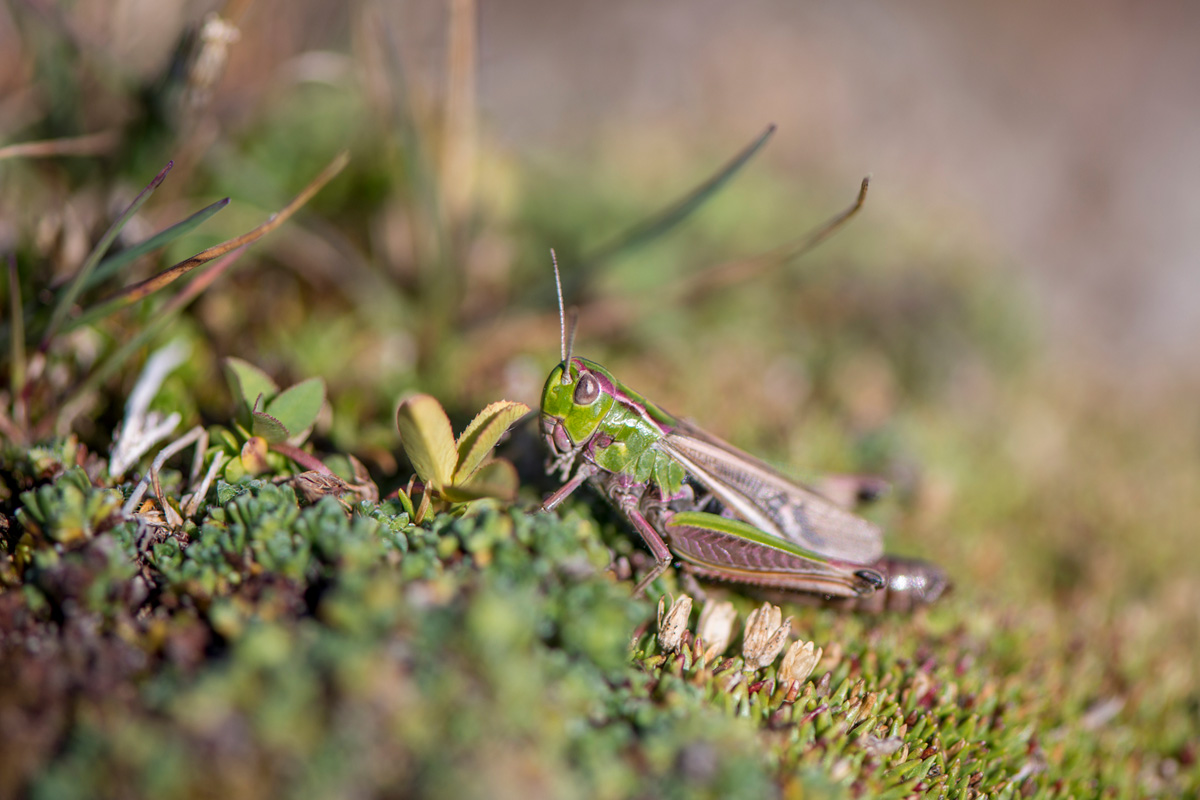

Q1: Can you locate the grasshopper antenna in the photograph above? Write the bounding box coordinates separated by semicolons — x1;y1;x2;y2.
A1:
551;248;566;361
551;248;579;384
562;307;579;385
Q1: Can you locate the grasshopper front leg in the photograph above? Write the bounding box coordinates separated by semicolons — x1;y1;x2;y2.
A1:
541;463;597;511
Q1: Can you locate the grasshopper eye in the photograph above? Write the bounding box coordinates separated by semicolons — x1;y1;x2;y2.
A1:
574;372;600;405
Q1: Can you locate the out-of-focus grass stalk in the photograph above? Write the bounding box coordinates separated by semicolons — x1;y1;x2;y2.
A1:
578;124;777;284
55;248;246;434
50;152;349;435
79;153;348;325
677;175;871;302
0;130;119;161
440;0;477;231
81;197;231;294
6;255;26;432
39;161;174;352
375;11;453;385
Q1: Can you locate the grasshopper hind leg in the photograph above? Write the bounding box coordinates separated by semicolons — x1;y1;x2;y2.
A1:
854;568;886;589
670;476;726;517
812;556;949;612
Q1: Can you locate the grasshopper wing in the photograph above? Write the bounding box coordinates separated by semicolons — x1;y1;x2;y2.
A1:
660;421;884;564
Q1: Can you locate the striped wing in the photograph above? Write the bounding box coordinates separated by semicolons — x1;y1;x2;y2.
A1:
659;421;884;564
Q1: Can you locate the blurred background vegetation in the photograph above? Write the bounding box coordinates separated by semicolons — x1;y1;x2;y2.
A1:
0;1;1196;797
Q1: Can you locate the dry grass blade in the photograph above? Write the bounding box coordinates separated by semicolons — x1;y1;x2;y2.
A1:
440;0;477;228
99;151;350;310
678;176;870;302
0;130;120;161
372;11;442;253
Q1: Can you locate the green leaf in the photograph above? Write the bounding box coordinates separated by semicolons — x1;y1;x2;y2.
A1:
224;357;279;411
265;377;325;441
251;410;291;444
453;400;531;484
442;460;519;503
209;425;241;455
396;394;457;490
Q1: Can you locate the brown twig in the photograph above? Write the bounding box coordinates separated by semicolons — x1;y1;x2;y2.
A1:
0;130;120;161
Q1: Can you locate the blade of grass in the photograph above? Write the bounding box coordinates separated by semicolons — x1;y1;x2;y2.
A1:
676;175;871;302
83;196;231;291
79;152;348;323
51;152;351;435
375;14;444;257
0;130;120;161
39;161;174;352
579;123;777;276
54;248;246;436
375;13;453;380
6;254;26;429
468;177;869;362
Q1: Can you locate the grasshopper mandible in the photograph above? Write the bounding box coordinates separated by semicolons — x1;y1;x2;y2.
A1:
540;257;947;611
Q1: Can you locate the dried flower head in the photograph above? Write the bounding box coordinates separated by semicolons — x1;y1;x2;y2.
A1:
656;594;693;653
696;600;738;662
741;602;792;671
779;639;823;686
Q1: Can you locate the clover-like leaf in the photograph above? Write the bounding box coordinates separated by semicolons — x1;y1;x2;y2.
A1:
453;400;530;484
224;357;278;412
265;377;325;443
396;394;457;490
441;459;519;503
251;409;291;444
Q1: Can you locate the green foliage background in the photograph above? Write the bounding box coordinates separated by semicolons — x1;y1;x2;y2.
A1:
0;5;1196;798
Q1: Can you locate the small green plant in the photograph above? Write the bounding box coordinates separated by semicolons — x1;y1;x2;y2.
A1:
394;394;529;521
217;357;327;481
224;358;326;444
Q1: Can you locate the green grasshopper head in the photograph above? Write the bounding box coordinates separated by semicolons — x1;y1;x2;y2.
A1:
541;357;617;459
543;251;619;462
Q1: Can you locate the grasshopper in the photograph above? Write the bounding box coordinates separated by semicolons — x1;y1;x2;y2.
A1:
540;259;946;611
